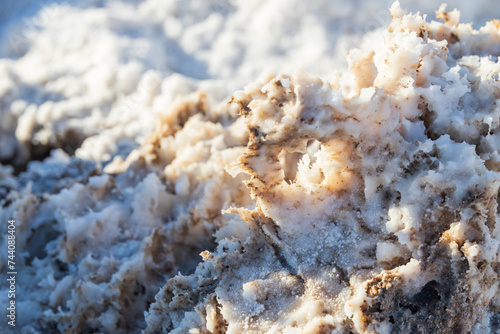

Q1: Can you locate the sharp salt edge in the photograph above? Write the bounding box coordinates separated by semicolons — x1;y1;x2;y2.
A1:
2;1;500;333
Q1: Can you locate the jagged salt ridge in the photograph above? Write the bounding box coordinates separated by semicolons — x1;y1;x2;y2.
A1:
145;3;500;333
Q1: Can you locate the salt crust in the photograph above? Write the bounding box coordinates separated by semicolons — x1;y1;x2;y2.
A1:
1;1;500;333
144;3;500;333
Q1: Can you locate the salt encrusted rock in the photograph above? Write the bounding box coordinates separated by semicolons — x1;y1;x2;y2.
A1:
144;3;500;333
0;92;251;332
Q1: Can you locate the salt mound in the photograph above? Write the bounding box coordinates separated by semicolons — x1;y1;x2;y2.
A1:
144;3;500;333
2;1;500;333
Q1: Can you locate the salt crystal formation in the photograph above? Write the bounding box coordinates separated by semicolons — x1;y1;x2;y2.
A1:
145;3;500;333
2;1;500;333
0;91;252;332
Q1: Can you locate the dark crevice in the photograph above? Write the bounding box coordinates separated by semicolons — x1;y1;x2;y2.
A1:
255;216;304;283
402;280;441;314
214;296;228;334
1;142;52;175
2;128;86;176
268;241;301;279
419;103;441;141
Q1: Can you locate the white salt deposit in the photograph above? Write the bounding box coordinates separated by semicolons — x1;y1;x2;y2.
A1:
1;0;500;333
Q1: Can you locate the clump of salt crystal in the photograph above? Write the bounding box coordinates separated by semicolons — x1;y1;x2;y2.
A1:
144;2;500;333
2;1;500;333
